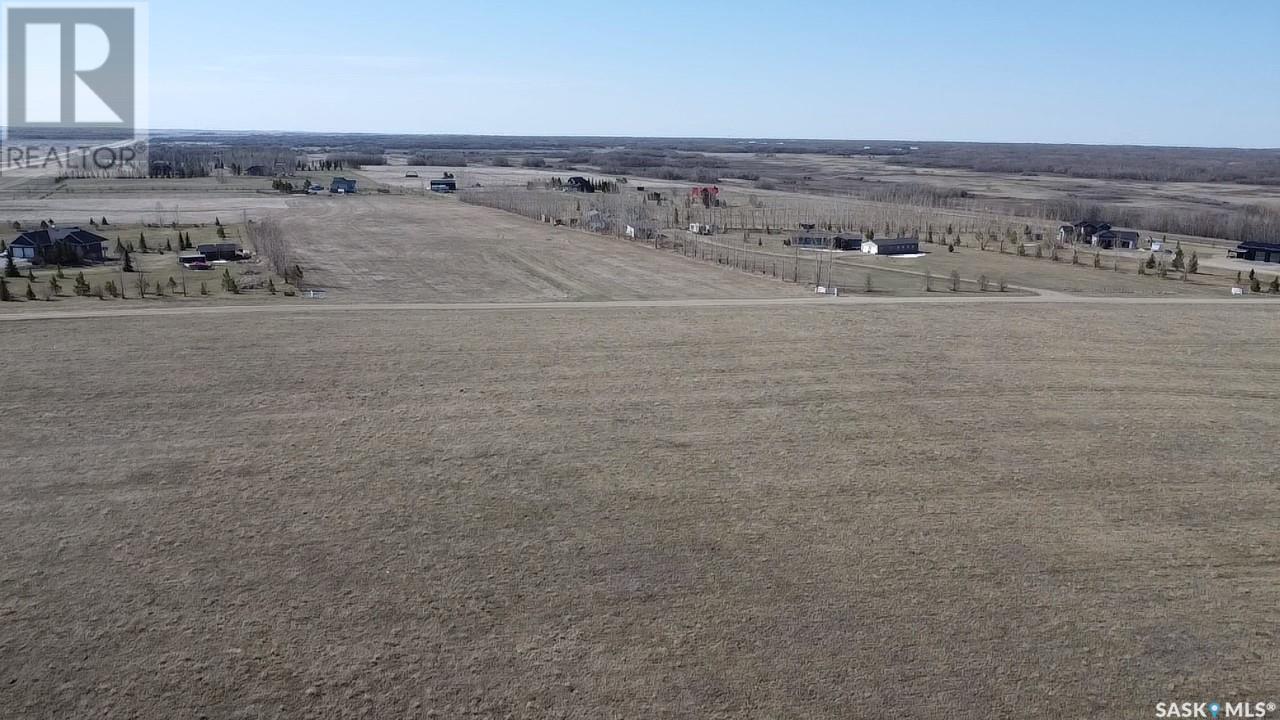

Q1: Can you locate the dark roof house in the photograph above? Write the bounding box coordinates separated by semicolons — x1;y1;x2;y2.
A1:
6;227;107;264
565;176;595;193
330;177;357;193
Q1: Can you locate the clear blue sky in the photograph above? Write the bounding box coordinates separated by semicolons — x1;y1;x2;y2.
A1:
149;0;1279;147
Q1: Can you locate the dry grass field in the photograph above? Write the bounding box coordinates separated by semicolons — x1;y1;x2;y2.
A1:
3;303;1279;719
277;194;802;302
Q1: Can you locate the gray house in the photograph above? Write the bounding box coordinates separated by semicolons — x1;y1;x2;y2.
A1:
6;227;107;264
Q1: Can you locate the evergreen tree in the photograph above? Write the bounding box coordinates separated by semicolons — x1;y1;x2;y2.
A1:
167;276;178;293
48;276;61;296
267;278;277;295
1172;244;1185;270
0;277;10;301
138;232;148;252
122;249;134;273
1250;276;1262;293
3;254;18;278
1188;251;1199;274
114;237;125;255
1237;270;1243;284
1271;276;1280;294
1249;268;1256;281
165;238;173;252
1145;254;1157;270
26;268;34;281
101;216;108;225
24;283;35;300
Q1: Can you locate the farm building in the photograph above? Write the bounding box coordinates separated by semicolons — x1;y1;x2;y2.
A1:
1090;229;1140;250
330;177;357;194
626;223;657;240
861;237;920;255
1229;241;1280;264
5;226;107;264
429;178;457;193
196;243;249;262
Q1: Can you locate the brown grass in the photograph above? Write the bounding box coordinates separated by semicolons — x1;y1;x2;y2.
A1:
2;304;1277;718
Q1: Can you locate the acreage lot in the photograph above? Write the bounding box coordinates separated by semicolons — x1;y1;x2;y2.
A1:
281;195;799;301
2;304;1277;718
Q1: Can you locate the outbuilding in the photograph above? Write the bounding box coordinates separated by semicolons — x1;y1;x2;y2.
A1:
861;237;920;255
1229;241;1280;264
196;243;248;262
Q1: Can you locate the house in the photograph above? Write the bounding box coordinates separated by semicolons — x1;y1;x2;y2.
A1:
791;231;863;250
330;177;357;194
429;178;457;193
861;237;920;255
626;223;657;240
565;176;595;193
6;226;107;264
1090;229;1140;250
246;165;270;177
1057;225;1075;243
196;243;248;262
1069;221;1111;242
1229;241;1280;264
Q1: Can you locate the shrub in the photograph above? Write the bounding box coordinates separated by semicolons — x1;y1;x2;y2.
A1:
104;280;119;298
864;274;873;293
0;278;10;301
1250;277;1262;293
200;281;209;296
978;274;989;292
521;156;547;168
998;277;1008;292
949;270;960;292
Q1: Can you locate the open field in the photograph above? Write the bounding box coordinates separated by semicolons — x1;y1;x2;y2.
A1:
3;304;1278;718
276;194;803;302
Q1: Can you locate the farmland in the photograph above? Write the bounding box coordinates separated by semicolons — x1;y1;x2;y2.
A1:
3;303;1279;718
2;134;1279;718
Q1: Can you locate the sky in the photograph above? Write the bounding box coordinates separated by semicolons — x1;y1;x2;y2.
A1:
148;0;1280;148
